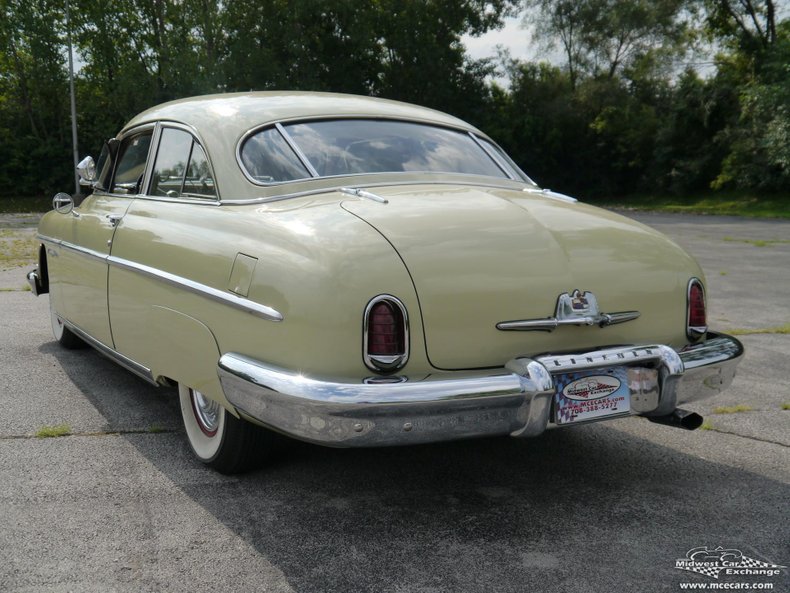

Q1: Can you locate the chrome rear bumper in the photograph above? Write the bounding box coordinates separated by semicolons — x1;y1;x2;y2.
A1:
217;332;743;447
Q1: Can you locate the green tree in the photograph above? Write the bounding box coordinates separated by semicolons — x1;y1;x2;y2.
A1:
703;2;789;190
0;0;72;195
524;0;692;87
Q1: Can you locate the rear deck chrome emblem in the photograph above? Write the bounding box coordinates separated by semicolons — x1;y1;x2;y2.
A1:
557;289;599;320
496;289;640;332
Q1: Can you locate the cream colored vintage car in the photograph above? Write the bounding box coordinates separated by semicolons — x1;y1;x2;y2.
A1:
28;92;743;473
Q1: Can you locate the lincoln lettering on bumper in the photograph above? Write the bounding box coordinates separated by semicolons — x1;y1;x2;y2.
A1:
217;332;743;447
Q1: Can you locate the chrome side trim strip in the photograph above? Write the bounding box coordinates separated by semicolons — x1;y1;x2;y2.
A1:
37;234;283;322
38;235;106;262
497;311;640;332
62;319;158;385
107;256;283;322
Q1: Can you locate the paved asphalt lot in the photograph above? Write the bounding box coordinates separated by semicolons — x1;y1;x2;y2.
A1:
1;211;788;593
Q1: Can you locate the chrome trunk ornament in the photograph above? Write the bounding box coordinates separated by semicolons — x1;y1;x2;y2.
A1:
496;289;640;332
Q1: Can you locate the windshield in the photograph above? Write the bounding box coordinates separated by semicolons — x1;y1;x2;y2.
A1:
240;119;520;183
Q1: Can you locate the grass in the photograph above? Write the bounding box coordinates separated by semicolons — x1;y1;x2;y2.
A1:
0;229;38;269
729;323;790;335
35;424;72;438
712;404;753;414
699;420;715;431
590;192;790;219
0;196;52;213
782;403;790;411
147;424;166;433
723;236;790;247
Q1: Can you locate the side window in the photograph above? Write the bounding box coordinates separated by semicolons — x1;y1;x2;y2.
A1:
183;143;215;197
112;132;153;194
150;128;192;197
93;143;111;191
150;127;216;199
240;127;310;183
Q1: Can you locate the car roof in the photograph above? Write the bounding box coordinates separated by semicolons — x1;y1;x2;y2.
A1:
121;91;478;140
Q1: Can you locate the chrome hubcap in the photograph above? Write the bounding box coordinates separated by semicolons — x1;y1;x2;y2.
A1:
191;389;220;436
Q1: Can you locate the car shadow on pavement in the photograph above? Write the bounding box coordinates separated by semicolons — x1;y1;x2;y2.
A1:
38;341;182;433
43;341;790;593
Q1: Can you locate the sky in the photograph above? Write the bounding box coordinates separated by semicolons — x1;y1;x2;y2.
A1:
461;15;566;85
462;15;535;63
465;4;790;80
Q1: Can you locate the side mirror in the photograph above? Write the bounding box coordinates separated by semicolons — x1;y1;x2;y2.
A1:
77;156;96;187
53;192;74;214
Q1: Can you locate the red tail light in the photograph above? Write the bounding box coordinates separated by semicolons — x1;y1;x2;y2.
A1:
687;279;707;339
368;301;402;355
364;295;408;371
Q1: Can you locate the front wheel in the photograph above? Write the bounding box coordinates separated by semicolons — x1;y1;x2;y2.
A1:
178;384;276;474
49;296;86;349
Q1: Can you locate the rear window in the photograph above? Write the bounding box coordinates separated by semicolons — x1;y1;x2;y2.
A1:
240;119;511;183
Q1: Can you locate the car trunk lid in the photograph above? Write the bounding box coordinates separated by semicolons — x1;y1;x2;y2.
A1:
341;184;697;370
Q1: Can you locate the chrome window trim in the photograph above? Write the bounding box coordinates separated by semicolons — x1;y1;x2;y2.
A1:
686;277;707;340
107;123;158;197
129;194;222;207
236;117;514;188
147;121;221;201
363;294;409;373
482;138;535;185
275;122;320;178
468;132;516;181
140;122;161;196
37;234;283;322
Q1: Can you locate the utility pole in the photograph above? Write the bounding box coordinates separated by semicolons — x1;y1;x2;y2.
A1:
66;0;79;194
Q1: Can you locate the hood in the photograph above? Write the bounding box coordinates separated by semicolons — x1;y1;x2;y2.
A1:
341;185;701;370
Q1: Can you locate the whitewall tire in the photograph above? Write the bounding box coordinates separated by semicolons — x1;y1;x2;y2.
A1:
178;383;276;474
49;296;85;349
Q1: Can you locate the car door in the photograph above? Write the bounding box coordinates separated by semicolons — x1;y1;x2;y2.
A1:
57;127;154;347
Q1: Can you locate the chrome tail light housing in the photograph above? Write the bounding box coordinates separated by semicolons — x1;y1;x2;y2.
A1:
687;278;707;340
363;295;409;372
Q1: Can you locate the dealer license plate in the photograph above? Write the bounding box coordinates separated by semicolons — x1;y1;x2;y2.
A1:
553;367;631;425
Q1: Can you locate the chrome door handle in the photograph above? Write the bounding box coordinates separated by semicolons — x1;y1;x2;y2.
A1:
106;214;123;227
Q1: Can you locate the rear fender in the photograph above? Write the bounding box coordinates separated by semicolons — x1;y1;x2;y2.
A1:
144;306;234;413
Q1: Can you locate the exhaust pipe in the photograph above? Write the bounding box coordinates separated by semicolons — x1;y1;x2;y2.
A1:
647;408;704;431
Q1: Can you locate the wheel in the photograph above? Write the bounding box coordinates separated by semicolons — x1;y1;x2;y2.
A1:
178;383;276;474
49;296;86;349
